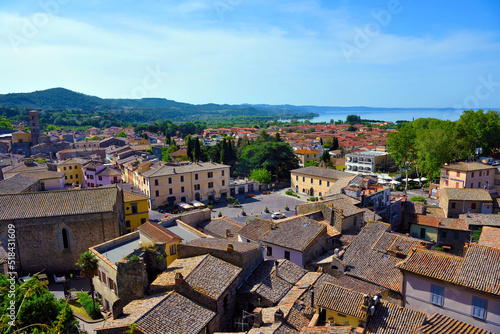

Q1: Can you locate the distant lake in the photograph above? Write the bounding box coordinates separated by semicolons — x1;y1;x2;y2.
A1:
282;108;496;123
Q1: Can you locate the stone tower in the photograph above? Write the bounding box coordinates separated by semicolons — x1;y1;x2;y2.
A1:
29;110;40;145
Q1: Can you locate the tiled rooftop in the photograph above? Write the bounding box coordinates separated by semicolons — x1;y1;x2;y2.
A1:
239;217;272;241
138;221;182;244
261;216;326;252
415;216;469;231
324;198;364;217
0;187;119;220
398;244;500;296
341;222;403;291
365;300;426;334
478;226;500;249
461;213;500;228
416;312;494;334
441;188;492;202
122;190;148;202
142;161;229;178
442;161;496;172
197;217;244;239
136;291;216;334
316;282;367;319
290;166;352;180
150;254;242;300
181;238;261;253
0;174;40;194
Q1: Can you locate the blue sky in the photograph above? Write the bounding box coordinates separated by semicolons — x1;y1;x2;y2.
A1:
1;0;499;112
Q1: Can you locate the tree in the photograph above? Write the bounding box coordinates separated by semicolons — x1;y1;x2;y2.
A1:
455;109;500;158
386;125;416;189
186;135;194;161
250;168;272;184
305;160;319;167
332;136;339;150
346;115;361;124
347;125;357;132
0;274;78;332
194;138;202;162
161;147;172;162
76;251;99;319
117;131;127;138
321;150;333;167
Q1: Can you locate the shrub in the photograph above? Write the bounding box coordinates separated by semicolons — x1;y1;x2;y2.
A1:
77;292;101;319
207;205;213;210
128;254;140;262
285;190;293;196
410;196;427;205
233;199;240;206
309;197;316;202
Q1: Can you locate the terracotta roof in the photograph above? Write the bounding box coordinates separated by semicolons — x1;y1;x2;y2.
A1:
96;166;122;177
341;223;403;291
238;217;272;241
136;291;216;334
441;188;492;202
398;244;500;296
260;216;326;252
442;162;496;172
365;300;426;334
291;166;352;180
150;254;241;300
142;161;229;178
0;187;120;220
416;313;494;334
316;283;367;319
478;226;500;249
138;221;182;243
461;214;500;228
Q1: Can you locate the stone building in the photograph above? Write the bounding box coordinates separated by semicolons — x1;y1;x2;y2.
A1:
0;187;126;274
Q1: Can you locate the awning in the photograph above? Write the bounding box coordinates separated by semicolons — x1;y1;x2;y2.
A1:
189;200;205;208
179;202;194;210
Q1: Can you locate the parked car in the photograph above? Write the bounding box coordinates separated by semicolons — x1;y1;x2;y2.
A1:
53;273;66;283
35;273;49;287
164;213;172;218
18;275;32;284
271;212;286;219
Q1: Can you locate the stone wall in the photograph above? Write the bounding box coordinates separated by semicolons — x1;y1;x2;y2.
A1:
161;208;211;227
116;256;147;305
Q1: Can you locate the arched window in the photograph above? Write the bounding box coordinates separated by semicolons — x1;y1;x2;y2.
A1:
331;265;338;270
62;228;69;249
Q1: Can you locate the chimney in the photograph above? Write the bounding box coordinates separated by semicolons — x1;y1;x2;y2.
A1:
274;308;284;323
227;243;234;252
252;308;263;328
274;260;279;278
112;298;123;319
225;228;231;238
174;272;183;285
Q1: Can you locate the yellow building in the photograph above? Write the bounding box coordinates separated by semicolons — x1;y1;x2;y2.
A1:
136;162;230;209
129;137;150;146
316;283;372;328
123;190;150;233
294;148;322;166
291;166;352;197
56;158;89;186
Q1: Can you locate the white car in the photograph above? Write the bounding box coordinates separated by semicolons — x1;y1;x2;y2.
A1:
53;273;66;283
271;212;286;219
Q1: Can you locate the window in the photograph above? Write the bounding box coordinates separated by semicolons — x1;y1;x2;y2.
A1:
131;203;138;213
445;180;449;186
194;184;200;190
319;192;322;196
62;228;69;249
441;231;447;238
487;170;489;176
319;180;322;185
170;244;177;255
208;172;213;178
195;173;199;180
295;175;298;181
70;175;73;179
478;182;481;188
221;170;225;176
471;296;487;319
222;180;225;186
208;182;214;188
327;181;330;187
126;220;131;227
181;186;185;193
98;176;102;181
266;246;272;256
455;182;459;188
431;285;444;306
446;170;449;175
168;177;172;184
457;172;460;177
101;272;107;285
108;278;115;291
451;202;456;209
64;167;67;171
310;178;313;184
155;190;159;197
302;177;305;182
420;228;426;239
75;174;78;179
90;175;94;179
284;251;290;260
479;171;482;177
169;188;173;195
471;172;474;178
155;179;159;186
141;218;146;224
471;202;476;210
98;270;102;282
180;175;184;182
470;183;474;188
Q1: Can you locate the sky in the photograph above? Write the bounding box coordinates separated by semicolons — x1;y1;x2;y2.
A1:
1;0;500;111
